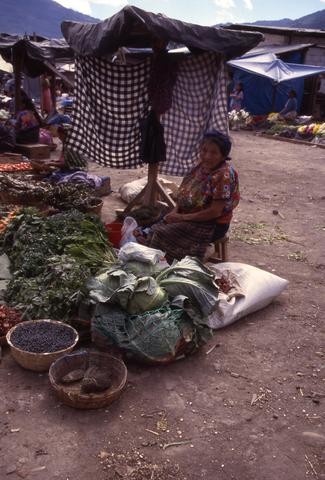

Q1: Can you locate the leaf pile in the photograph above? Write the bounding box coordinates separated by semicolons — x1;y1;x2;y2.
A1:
0;174;98;211
1;209;117;321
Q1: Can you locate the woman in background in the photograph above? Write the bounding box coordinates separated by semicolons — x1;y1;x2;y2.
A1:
229;82;244;111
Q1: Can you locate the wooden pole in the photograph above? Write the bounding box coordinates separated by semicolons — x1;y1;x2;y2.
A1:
50;72;56;111
13;49;22;115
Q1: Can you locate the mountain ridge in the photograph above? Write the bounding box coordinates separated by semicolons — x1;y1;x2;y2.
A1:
0;1;324;39
248;9;325;30
0;0;99;38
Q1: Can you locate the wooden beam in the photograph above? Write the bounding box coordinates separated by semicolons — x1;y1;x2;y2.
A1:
13;50;22;114
43;60;74;89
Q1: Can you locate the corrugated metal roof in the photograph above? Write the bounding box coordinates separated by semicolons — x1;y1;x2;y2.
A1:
242;43;315;58
225;24;325;37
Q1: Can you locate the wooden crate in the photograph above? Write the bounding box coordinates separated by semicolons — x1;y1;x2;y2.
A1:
0;153;25;164
14;143;50;160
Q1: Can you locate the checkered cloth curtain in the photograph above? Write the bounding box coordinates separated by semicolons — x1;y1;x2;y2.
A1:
67;56;151;169
67;53;228;176
160;53;228;176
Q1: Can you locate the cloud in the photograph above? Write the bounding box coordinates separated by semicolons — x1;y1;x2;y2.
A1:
55;0;92;14
55;0;128;15
243;0;253;9
214;0;235;8
214;9;236;23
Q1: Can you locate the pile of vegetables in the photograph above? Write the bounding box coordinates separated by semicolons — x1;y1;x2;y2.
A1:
0;208;20;234
0;174;99;211
89;254;218;362
264;121;325;143
0;162;32;172
1;209;117;321
0;305;22;337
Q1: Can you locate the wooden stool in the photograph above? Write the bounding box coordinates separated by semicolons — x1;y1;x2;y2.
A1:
207;235;229;263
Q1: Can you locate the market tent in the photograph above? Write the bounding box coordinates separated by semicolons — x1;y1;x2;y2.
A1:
62;5;262;207
228;54;325;84
62;5;262;58
228;51;325;115
0;33;74;77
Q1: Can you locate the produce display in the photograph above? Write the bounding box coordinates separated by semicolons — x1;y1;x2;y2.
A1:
0;162;32;172
263;120;325;144
1;209;117;321
90;255;217;363
10;322;76;353
0;208;20;233
0;174;99;211
0;305;22;337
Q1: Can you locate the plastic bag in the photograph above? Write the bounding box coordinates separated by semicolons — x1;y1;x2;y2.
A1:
118;242;165;265
120;217;138;247
207;262;288;329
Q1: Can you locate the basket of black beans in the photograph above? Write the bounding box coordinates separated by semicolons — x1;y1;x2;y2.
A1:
6;320;79;372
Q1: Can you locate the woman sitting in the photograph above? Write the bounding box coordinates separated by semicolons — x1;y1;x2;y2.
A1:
278;89;298;122
15;95;41;144
145;130;240;263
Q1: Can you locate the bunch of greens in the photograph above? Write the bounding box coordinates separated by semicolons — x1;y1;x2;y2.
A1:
1;209;117;321
0;174;98;211
88;267;167;315
156;256;219;320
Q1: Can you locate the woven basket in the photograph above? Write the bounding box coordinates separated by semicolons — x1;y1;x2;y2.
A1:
84;198;103;215
6;320;79;372
49;350;127;409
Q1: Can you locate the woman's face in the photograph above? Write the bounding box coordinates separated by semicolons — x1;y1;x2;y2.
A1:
200;140;225;172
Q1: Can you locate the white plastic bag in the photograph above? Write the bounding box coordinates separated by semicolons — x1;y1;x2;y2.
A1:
118;242;166;265
120;217;138;247
207;262;289;329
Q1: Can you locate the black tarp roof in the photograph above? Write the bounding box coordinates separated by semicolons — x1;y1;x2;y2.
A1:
61;5;263;59
0;33;74;77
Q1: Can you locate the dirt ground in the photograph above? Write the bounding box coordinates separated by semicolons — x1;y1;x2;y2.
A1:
0;132;324;480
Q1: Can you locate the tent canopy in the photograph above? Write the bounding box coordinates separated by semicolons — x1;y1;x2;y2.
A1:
228;53;325;83
0;33;74;77
61;5;263;58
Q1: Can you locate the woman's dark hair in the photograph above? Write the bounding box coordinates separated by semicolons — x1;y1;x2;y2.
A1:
289;89;297;97
237;82;243;92
202;130;232;158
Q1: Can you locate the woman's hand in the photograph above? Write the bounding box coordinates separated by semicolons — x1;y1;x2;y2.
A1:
164;211;185;224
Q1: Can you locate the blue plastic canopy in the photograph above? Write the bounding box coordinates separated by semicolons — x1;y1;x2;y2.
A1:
228;52;325;115
228;53;325;84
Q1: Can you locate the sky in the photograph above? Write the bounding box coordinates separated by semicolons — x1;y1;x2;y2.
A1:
54;0;325;25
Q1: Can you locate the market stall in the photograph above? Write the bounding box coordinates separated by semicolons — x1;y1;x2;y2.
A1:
0;8;291;410
61;5;263;208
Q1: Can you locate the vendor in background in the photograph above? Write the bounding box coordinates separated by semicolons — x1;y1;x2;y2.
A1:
278;89;298;121
41;75;53;116
140;131;240;263
229;82;244;111
15;93;42;144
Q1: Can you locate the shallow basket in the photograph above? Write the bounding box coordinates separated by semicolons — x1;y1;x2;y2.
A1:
49;350;127;409
84;198;103;215
6;319;79;372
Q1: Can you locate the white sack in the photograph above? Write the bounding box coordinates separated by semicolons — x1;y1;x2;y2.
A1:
207;262;288;329
119;177;179;204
